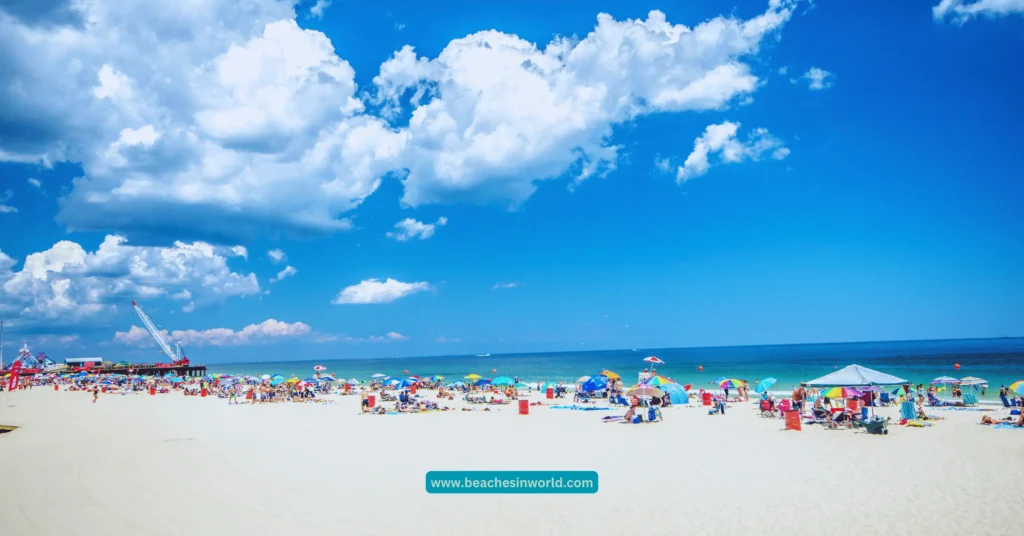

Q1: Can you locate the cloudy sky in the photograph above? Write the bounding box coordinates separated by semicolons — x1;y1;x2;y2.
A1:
0;0;1021;363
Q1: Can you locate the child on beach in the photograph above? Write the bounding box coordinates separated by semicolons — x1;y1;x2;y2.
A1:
92;386;99;403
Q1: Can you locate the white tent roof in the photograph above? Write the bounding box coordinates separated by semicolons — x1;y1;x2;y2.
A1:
804;364;908;387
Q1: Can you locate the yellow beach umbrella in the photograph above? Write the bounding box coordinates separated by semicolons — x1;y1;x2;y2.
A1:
600;370;621;381
285;377;300;384
465;373;482;380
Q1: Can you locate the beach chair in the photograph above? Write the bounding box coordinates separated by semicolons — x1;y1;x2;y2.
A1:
962;393;979;407
878;392;893;406
759;399;777;418
899;401;916;422
927;393;943;407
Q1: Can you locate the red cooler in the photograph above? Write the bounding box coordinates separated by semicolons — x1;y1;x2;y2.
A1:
702;392;712;406
54;384;59;391
546;387;554;399
149;386;156;396
519;399;529;415
101;387;107;393
201;388;208;397
368;395;375;408
410;384;417;395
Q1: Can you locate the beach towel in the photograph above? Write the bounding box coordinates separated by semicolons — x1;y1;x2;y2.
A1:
992;423;1024;430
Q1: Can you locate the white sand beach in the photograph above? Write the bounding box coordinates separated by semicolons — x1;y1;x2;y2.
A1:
1;388;1021;536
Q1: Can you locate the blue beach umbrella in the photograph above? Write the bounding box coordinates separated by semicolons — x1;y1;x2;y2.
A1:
492;376;514;386
475;379;492;387
448;381;466;388
755;377;777;394
580;376;609;393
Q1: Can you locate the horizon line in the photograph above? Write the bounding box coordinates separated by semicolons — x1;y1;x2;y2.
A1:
198;335;1021;366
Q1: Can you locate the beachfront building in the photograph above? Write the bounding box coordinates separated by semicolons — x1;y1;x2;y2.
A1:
65;357;103;368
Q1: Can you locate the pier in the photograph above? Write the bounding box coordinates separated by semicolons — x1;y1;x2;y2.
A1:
18;364;208;377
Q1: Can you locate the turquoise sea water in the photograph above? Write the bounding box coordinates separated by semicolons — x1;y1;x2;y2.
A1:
206;338;1024;402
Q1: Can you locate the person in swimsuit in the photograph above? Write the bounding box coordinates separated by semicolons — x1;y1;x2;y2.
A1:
361;390;370;412
92;386;99;403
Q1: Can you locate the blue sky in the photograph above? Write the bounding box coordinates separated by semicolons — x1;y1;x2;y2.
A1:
0;0;1022;363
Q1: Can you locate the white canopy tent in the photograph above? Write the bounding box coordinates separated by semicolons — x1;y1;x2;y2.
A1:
804;364;908;388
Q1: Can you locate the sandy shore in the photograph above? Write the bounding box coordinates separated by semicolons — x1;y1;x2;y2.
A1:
1;388;1021;536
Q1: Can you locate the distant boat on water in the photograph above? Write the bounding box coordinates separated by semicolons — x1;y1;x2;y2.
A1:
475;353;491;357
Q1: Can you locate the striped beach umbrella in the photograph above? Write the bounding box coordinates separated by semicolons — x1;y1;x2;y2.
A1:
718;378;743;389
642;375;675;386
1009;380;1024;395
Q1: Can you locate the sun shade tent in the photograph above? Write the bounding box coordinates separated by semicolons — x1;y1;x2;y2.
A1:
804;365;908;388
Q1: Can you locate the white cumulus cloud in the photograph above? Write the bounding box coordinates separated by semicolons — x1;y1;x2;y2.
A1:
795;67;835;90
28;178;42;188
933;0;1024;23
267;249;287;264
492;282;521;290
309;0;331;18
674;121;789;182
114;318;311;347
270;265;298;283
375;3;794;207
0;0;795;240
386;216;447;241
0;190;16;213
0;235;259;327
332;277;432;304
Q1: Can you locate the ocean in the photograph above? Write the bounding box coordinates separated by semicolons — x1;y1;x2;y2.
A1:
206;337;1024;402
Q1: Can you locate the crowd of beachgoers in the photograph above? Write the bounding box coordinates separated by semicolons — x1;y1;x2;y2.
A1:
4;365;1023;430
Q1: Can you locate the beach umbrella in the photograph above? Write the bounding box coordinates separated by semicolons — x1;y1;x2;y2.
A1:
260;374;271;380
314;365;326;371
599;370;621;381
627;385;665;398
1009;381;1024;395
576;376;591;384
959;376;987;387
465;373;482;381
540;382;556;392
718;378;743;390
474;379;492;387
492;376;514;386
448;381;466;388
580;375;610;393
755;377;777;394
285;377;300;384
643;356;664;364
642;375;676;386
932;376;961;402
820;386;863;399
348;378;359;386
429;375;445;382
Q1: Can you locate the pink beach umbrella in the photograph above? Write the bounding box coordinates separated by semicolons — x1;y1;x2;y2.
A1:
643;356;665;364
314;365;326;371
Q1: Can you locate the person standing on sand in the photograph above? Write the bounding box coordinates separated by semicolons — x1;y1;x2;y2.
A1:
92;386;99;404
361;390;370;413
792;385;806;412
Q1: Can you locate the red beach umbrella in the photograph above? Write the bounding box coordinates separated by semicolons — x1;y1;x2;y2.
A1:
644;356;664;364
